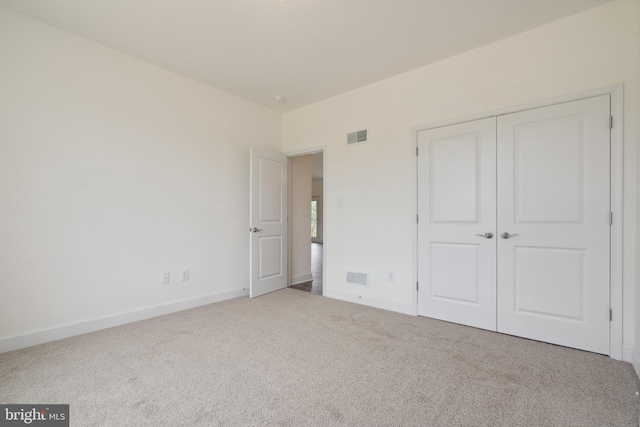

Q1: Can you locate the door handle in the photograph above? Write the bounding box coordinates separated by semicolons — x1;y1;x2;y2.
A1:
251;227;263;233
501;232;519;239
475;232;493;239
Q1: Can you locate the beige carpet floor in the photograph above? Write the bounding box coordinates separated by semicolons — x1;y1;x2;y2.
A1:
1;288;639;426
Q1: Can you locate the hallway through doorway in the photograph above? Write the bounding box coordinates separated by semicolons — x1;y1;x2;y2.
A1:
290;243;323;295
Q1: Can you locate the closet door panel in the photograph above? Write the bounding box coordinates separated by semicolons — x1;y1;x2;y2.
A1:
496;95;610;355
417;118;497;331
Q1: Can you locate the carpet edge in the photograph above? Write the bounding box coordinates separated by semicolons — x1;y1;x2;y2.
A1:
0;288;249;354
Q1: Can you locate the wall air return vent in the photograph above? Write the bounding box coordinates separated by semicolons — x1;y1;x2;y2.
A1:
346;271;369;286
347;129;368;145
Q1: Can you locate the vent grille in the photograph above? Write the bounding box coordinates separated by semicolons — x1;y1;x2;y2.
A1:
346;271;368;286
347;129;368;145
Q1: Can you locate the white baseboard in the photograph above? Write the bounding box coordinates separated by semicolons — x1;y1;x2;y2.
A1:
0;288;249;354
291;274;313;285
324;289;415;316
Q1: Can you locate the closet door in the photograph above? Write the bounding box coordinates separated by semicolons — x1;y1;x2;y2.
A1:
496;95;610;354
417;118;497;331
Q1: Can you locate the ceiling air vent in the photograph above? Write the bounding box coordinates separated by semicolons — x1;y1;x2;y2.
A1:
346;271;368;287
347;129;368;145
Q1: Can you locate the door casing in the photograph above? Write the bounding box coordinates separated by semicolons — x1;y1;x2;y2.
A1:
285;146;327;297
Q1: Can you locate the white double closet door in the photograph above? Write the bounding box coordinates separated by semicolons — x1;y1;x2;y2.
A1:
417;95;611;355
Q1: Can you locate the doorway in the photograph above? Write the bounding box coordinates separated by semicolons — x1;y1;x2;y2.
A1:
289;151;324;296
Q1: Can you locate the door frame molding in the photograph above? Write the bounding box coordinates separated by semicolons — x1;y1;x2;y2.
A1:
412;84;624;360
285;145;327;297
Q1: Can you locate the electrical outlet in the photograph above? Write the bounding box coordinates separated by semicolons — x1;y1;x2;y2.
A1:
181;269;189;281
387;271;395;282
161;272;170;284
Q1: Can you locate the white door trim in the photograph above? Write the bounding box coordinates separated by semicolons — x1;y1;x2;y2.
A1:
285;145;327;297
412;84;624;360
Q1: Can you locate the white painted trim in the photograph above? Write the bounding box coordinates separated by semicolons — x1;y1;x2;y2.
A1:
0;288;248;354
609;84;624;361
287;156;293;287
285;145;325;158
411;84;625;133
411;127;419;317
413;84;624;360
325;289;414;316
291;274;313;285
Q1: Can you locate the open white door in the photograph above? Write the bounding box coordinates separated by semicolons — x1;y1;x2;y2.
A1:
250;147;288;298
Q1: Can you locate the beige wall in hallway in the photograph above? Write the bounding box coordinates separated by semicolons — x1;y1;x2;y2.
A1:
289;155;312;284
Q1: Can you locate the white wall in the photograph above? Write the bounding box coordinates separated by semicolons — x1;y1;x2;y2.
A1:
312;180;324;243
0;8;281;346
289;155;312;284
283;1;640;349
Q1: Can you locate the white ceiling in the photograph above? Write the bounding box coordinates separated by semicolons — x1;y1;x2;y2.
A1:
0;0;611;112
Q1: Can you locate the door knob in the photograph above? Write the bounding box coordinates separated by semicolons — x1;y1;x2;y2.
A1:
251;227;263;233
475;232;493;239
501;232;519;239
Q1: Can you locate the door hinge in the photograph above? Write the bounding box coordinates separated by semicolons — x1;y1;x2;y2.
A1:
610;212;613;225
416;147;419;156
609;116;613;129
416;214;419;224
416;282;419;291
610;308;613;321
